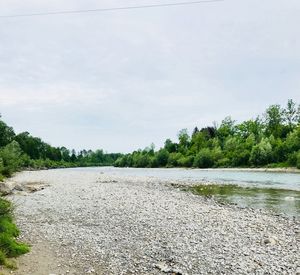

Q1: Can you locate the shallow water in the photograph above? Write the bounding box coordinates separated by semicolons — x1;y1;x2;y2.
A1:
69;167;300;216
71;167;300;190
190;184;300;217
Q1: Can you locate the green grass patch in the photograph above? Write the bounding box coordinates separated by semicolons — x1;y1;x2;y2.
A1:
0;233;29;258
0;216;19;237
0;200;12;216
0;198;29;268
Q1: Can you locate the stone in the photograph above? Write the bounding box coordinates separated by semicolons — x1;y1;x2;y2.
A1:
263;236;278;246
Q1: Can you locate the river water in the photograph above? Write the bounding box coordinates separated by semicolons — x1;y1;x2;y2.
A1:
72;167;300;216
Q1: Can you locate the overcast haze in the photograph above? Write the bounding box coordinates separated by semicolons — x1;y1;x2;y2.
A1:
0;0;299;152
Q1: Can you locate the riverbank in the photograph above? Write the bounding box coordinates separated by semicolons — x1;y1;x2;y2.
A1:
187;167;300;173
4;168;299;274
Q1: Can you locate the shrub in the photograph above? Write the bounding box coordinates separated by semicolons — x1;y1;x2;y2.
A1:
297;151;300;169
177;156;194;167
193;148;215;168
0;233;29;257
0;198;29;267
0;249;6;265
216;157;231;167
249;138;272;166
0;200;12;216
155;149;169;167
167;153;182;167
0;141;24;176
0;216;19;237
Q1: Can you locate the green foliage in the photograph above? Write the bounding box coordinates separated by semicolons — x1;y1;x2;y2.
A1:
250;138;273;166
264;104;284;138
283;99;300;128
217;116;236;145
0;233;29;258
0;141;24;177
177;129;190;154
167;152;182;167
164;139;177;153
297;151;300;169
0;120;15;148
0;198;29;267
193;148;214;168
0;249;6;265
155;149;169;167
0;200;12;216
286;127;300;152
0;216;19;237
236;119;263;140
115;99;300;169
177;155;194;167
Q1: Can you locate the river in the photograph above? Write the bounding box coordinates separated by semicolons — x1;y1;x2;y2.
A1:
71;167;300;216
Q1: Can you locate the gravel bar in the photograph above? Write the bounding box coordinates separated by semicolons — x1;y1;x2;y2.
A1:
8;168;300;275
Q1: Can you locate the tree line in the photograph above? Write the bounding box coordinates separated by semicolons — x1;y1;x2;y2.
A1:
1;99;300;180
114;99;300;169
0;117;121;180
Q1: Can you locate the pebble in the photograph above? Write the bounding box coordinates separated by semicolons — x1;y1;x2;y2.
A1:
8;168;300;275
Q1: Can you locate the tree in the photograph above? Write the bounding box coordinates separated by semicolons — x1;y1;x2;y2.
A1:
113;100;300;169
0;120;15;147
0;141;24;176
282;99;300;128
178;129;190;153
192;127;199;137
285;126;300;152
70;149;77;162
264;104;284;138
217;116;236;145
200;126;216;139
249;138;273;166
164;139;177;153
190;131;209;153
60;147;71;162
236;118;263;140
15;132;43;159
193;148;214;168
155;149;169;167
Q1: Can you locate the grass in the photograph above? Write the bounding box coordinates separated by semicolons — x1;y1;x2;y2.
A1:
0;198;29;268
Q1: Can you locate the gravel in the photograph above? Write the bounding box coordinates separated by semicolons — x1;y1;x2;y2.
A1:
8;168;300;275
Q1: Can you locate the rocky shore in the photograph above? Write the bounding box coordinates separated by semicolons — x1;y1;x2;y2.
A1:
4;168;300;274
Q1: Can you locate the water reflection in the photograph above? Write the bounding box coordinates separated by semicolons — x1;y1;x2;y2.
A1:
191;184;300;217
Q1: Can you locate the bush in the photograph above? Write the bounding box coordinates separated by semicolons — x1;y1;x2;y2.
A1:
249;138;272;166
231;150;250;167
155;149;169;167
0;216;19;237
0;141;24;177
0;198;29;267
167;153;182;167
216;157;231;167
297;151;300;169
0;249;6;266
0;233;29;258
193;148;215;168
0;200;12;216
177;156;194;167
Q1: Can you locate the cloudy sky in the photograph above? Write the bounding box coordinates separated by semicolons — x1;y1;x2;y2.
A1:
0;0;299;152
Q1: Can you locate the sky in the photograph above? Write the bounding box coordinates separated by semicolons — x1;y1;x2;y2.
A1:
0;0;299;153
